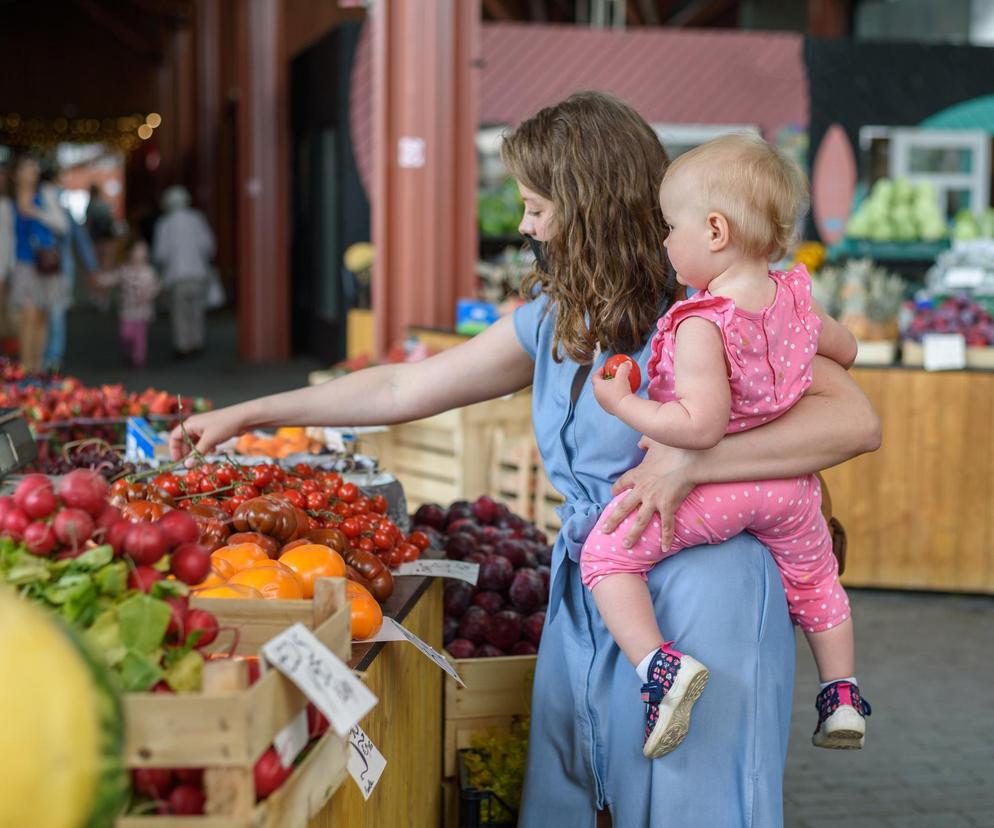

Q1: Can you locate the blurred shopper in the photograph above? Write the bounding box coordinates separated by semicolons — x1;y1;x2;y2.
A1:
152;186;214;359
11;155;68;372
86;183;116;269
43;169;98;374
93;239;159;368
0;164;16;350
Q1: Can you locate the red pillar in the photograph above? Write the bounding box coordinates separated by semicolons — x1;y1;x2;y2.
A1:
371;0;481;353
235;0;289;361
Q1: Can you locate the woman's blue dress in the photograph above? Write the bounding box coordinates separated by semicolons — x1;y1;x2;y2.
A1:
514;297;795;827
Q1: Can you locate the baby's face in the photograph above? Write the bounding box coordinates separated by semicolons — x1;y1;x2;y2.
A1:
659;173;717;291
130;242;149;265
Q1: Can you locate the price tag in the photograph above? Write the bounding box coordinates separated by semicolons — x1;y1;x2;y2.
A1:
923;333;967;371
347;725;387;800
365;618;466;687
395;559;480;585
263;623;377;737
398;136;426;168
945;266;986;288
273;709;309;768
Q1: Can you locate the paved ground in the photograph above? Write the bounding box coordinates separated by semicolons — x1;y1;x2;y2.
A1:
62;306;994;826
785;589;994;828
64;306;324;408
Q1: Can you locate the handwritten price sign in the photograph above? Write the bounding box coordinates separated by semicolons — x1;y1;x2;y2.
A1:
395;559;480;585
347;725;387;800
263;623;377;737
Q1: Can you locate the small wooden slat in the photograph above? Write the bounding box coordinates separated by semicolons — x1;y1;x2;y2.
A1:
202;661;255;819
391;445;460;480
401;476;462;508
392;423;455;453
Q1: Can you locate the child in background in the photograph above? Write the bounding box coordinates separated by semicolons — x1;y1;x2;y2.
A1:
94;239;160;368
585;134;871;759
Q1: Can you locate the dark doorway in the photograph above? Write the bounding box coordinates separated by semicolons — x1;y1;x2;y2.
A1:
290;22;370;363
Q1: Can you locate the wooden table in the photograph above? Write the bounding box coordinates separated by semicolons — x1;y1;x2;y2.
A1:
823;365;994;593
309;575;444;827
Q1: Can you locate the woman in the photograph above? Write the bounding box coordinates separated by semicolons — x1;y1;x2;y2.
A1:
152;186;215;359
11;156;68;372
171;93;879;826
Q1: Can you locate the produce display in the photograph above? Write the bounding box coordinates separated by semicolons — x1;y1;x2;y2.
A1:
813;258;906;342
845;177;947;243
411;496;551;659
462;719;529;824
32;439;138;481
235;426;326;458
903;294;994;345
950;206;994;241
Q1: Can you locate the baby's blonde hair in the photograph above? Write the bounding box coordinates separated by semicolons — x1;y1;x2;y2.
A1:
663;133;808;261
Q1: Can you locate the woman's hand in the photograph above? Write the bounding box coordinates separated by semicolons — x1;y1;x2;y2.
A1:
169;406;249;460
599;437;699;550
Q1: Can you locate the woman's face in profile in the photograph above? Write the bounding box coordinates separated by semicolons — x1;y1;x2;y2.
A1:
517;181;555;242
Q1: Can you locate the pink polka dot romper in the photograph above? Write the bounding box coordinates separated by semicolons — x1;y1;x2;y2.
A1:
580;264;850;634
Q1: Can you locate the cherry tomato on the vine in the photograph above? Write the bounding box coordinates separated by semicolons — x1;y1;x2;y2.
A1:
338;483;359;503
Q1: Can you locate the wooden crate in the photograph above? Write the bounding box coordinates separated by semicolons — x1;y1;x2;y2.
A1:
118;579;352;828
443;654;536;779
367;395;533;511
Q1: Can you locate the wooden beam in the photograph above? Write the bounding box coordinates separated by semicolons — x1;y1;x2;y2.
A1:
808;0;850;36
667;0;739;27
371;0;480;354
627;0;644;25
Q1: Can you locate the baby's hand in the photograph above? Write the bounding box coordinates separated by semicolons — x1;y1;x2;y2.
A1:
591;365;633;414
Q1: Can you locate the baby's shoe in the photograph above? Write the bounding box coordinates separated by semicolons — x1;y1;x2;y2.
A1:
812;680;871;749
641;641;709;758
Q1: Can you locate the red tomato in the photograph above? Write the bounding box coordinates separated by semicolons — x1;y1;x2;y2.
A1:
408;530;430;550
196;496;220;507
382;548;405;568
233;484;259;500
282;489;306;508
215;467;236;486
251;466;274;489
331;501;351;518
293;463;312;477
153;473;183;498
337;483;358;503
603;354;642;393
340;517;362;539
372;528;394;550
397;542;420;563
199;477;219;494
347;502;366;517
370;495;388;515
356;537;375;554
306;491;327;511
300;479;320;494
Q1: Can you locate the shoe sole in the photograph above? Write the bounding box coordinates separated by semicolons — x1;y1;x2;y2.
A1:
812;705;865;750
643;657;709;759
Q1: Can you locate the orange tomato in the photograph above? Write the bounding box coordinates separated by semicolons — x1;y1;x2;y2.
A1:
211;542;269;573
278;543;347;599
228;561;304;600
346;580;383;640
192;557;236;589
194;583;263;600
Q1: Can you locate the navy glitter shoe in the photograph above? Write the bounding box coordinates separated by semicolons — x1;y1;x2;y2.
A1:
812;680;871;749
641;641;709;759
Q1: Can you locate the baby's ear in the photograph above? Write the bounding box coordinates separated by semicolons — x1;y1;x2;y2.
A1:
707;212;730;252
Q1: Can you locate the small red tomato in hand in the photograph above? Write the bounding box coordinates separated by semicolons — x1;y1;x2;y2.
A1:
603;354;642;393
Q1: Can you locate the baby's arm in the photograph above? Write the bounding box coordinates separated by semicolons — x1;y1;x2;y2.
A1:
592;317;731;449
813;300;857;369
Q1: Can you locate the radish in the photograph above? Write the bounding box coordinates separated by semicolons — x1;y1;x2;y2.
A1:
170;542;211;585
21;486;57;520
168;785;205;815
133;768;173;799
53;508;95;549
174;768;204;786
128;566;164;593
164;595;189;640
157;510;200;547
125;523;168;566
3;507;31;539
106;520;131;557
23;522;58;557
0;495;14;524
94;504;123;536
185;608;219;648
14;474;52;511
254;747;292;800
57;469;110;517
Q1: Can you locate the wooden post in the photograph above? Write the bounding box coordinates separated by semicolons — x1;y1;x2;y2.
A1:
808;0;850;36
371;0;481;354
235;0;290;361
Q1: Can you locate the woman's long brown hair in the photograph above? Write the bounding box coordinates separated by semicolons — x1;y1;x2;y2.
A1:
501;91;676;364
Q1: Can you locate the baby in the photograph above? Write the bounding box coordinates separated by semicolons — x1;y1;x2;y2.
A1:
94;239;160;368
584;134;871;759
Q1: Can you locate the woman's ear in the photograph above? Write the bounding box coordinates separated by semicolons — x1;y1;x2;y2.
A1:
707;212;730;252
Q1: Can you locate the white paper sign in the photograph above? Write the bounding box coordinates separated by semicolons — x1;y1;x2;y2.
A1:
347;725;387;800
923;333;967;371
398;136;426;168
263;623;378;737
395;559;480;585
273;709;309;768
945;267;986;288
364;617;466;686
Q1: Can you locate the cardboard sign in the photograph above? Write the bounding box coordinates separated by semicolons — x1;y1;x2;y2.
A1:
923;333;967;371
348;725;387;800
395;559;480;585
364;617;466;687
